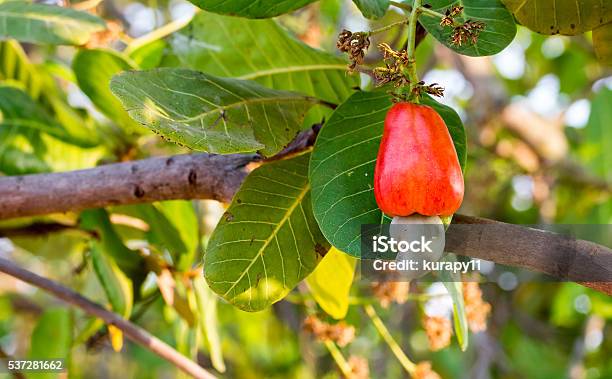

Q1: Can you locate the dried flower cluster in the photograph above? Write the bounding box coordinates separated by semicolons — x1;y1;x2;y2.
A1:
303;315;356;347
414;361;442;379
372;43;410;88
440;5;463;26
347;356;370;379
451;20;486;46
371;281;410;308
337;29;371;71
423;316;452;351
463;282;491;332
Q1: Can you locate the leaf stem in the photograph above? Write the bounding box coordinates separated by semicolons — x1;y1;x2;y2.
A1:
406;0;422;101
419;7;446;20
389;0;412;12
364;304;416;375
368;19;410;36
324;340;353;377
419;7;462;27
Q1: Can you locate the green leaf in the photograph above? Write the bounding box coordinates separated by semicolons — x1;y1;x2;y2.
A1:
438;255;469;351
193;276;226;373
29;308;72;379
593;23;612;66
171;12;358;106
306;247;356;319
0;40;42;98
205;153;329;311
111;68;319;156
420;0;517;56
73;49;142;132
352;0;390;19
186;0;318;18
0;85;98;175
309;91;466;256
501;0;610;35
0;1;105;45
90;242;134;318
80;209;144;276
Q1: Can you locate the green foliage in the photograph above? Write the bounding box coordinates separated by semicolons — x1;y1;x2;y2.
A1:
593;23;612;66
306;247;357;319
73;49;141;132
29;308;72;379
352;0;391;19
309;91;466;256
90;242;134;318
439;256;469;351
419;0;517;56
0;40;42;98
171;12;358;106
0;2;105;45
205;153;328;311
501;0;610;35
110;68;319;156
194;276;226;373
186;0;317;18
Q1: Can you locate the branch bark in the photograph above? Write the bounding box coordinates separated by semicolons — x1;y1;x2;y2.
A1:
0;152;610;295
0;257;216;379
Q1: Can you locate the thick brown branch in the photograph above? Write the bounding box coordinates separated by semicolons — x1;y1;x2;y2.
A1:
0;257;216;379
0;153;254;220
448;215;612;295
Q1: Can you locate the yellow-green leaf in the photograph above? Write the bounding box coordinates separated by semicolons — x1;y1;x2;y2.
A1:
306;247;357;319
501;0;611;35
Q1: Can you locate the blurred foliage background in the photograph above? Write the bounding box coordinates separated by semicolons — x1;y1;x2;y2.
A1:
0;0;610;378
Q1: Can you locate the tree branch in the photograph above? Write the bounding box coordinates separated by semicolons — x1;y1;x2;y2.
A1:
0;257;216;379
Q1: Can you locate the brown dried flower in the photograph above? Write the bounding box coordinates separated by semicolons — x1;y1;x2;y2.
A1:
303;315;356;347
85;20;123;48
463;282;491;333
423;316;452;351
451;20;486;46
450;5;464;17
414;361;442;379
371;281;410;308
337;29;371;71
347;356;370;379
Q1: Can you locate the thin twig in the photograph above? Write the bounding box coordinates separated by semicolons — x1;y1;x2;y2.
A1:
323;340;353;377
364;304;416;375
0;257;216;379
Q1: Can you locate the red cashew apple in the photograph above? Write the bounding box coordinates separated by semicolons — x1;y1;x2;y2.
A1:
374;102;464;217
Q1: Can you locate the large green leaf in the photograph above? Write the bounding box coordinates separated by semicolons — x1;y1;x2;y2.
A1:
111;68;319;156
73;49;141;132
171;12;358;106
309;91;466;256
91;241;134;318
306;247;356;319
593;23;612;66
501;0;610;35
352;0;390;19
186;0;318;18
205;153;329;311
419;0;517;56
0;1;105;45
29;308;72;379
